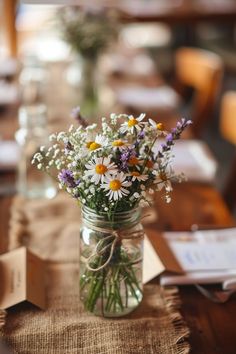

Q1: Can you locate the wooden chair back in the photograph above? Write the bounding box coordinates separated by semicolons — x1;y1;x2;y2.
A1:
175;47;223;137
220;91;236;145
220;91;236;210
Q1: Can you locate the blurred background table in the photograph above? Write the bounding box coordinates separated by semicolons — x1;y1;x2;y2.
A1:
118;0;236;24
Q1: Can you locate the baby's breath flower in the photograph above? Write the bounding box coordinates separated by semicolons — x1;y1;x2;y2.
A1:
49;133;56;141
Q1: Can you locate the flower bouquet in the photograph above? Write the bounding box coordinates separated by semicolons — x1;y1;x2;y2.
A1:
57;7;118;116
33;109;191;317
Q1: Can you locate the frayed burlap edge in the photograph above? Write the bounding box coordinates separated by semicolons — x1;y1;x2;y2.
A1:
0;310;6;330
162;286;190;354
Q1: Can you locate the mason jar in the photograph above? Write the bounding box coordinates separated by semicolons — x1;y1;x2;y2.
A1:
80;206;144;317
15;104;57;199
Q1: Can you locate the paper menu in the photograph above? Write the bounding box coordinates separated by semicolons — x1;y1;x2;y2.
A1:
163;228;236;272
160;269;236;286
143;228;236;286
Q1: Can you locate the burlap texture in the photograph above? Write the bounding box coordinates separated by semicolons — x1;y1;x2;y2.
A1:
0;194;190;354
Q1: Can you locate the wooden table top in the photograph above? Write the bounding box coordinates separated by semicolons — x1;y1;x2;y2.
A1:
152;183;236;354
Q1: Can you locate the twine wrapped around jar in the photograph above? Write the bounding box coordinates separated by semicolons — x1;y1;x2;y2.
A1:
81;224;144;271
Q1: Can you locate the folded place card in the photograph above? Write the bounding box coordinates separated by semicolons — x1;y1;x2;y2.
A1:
0;247;46;310
143;229;183;283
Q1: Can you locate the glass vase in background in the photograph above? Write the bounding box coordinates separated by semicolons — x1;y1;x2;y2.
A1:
19;61;48;106
15;104;57;199
79;56;99;118
80;206;144;317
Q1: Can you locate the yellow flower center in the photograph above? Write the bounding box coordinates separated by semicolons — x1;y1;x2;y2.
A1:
95;164;107;175
131;171;140;177
86;141;93;148
128;156;139;165
109;179;121;191
89;142;101;151
112;140;125;147
146;160;154;168
156;123;164;131
128;118;138;127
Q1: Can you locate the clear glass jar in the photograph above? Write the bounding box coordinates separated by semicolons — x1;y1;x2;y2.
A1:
79;57;99;117
80;206;144;317
19;60;48;106
15;104;57;199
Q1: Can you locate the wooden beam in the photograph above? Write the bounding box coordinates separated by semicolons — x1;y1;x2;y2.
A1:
4;0;17;57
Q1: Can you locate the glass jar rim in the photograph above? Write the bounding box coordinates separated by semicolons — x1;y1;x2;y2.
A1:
82;205;140;217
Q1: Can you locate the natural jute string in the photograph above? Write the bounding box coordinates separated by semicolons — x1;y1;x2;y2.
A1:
82;223;144;272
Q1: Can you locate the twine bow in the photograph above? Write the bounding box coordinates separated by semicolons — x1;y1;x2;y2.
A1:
82;223;144;272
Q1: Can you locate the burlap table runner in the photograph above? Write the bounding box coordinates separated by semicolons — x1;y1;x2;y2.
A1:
0;194;190;354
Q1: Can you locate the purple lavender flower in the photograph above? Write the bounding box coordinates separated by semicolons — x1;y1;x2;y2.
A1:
166;133;173;142
138;130;145;140
171;127;177;134
159;118;192;154
176;122;181;129
119;147;136;171
71;106;88;127
58;169;79;188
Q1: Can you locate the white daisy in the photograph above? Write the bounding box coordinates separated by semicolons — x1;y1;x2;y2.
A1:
84;157;117;185
85;134;108;152
154;171;172;192
101;172;132;201
130;171;148;182
128;156;140;166
120;113;146;134
148;119;165;135
111;139;128;151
